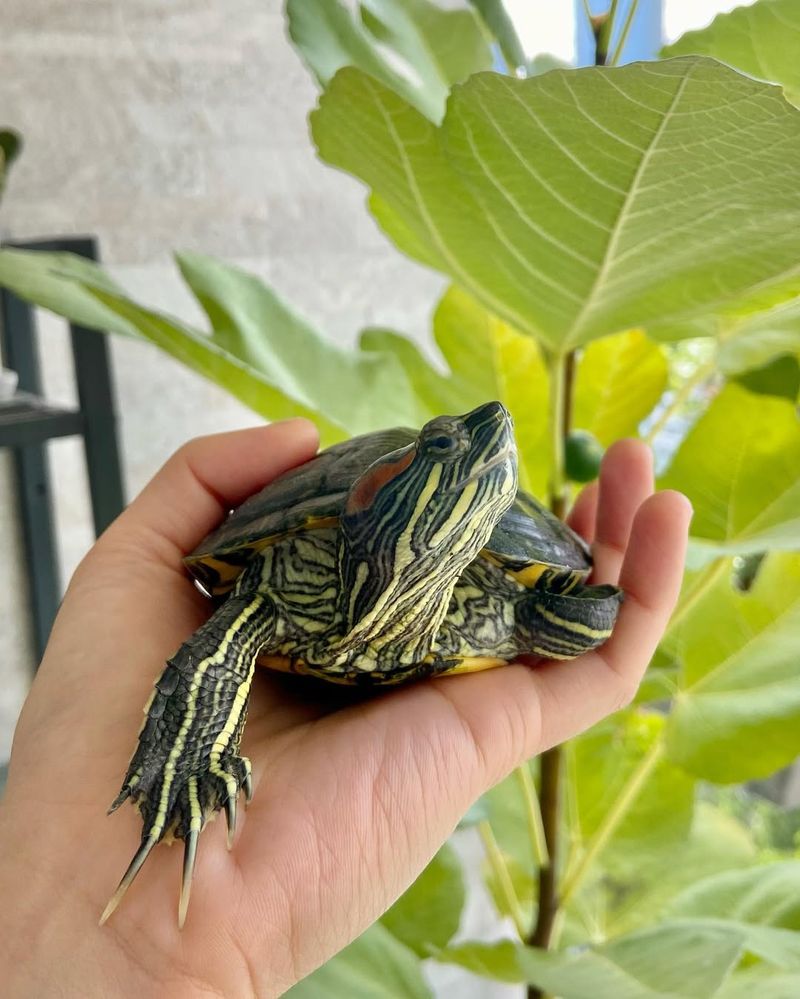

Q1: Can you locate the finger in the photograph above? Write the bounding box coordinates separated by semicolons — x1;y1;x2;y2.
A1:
435;489;691;784
531;489;691;750
100;419;319;560
592;439;654;585
567;480;599;543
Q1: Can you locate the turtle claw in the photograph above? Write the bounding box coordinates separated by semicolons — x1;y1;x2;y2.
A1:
178;829;199;929
243;759;253;805
225;794;238;850
99;835;158;926
102;755;253;927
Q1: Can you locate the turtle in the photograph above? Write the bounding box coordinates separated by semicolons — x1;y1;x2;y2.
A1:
101;400;622;927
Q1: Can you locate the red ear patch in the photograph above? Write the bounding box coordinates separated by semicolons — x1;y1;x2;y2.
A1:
345;446;417;515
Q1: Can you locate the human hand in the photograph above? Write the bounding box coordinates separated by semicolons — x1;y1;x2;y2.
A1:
0;420;690;998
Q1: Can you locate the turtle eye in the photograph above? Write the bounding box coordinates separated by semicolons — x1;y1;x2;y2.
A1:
424;433;459;457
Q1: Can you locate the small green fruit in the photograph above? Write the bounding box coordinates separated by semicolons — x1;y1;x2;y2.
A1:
566;429;604;482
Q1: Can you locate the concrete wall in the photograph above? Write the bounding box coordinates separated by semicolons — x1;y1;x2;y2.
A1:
0;0;444;756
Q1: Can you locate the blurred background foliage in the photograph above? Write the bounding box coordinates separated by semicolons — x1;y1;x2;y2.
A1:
1;1;800;996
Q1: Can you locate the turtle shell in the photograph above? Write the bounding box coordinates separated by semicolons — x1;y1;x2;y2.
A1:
184;426;592;597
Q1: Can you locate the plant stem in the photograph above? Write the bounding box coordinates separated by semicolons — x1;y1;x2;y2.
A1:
580;0;594;31
517;761;549;868
559;739;664;906
527;350;575;999
595;0;619;65
530;747;563;949
546;349;569;519
609;0;641;66
478;820;527;940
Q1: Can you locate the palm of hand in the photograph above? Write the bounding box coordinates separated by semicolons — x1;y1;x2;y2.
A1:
0;421;689;998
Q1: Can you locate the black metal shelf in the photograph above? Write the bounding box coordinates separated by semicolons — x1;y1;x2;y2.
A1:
0;392;83;447
0;236;125;664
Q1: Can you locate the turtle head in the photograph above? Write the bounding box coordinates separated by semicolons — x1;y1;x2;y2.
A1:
338;401;517;653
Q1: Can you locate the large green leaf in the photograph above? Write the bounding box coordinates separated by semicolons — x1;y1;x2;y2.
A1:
467;0;527;72
667;863;800;969
717;297;800;377
361;284;550;494
285;922;432;998
669;861;800;929
286;0;491;123
595;803;758;940
734;354;800;402
360;0;493;97
0;248;426;443
173;252;420;435
663;0;800;107
0;247;132;333
660;384;800;559
666;552;800;783
312;58;800;353
437;921;744;997
286;0;427;114
573;331;668;445
716;967;800;998
380;844;465;957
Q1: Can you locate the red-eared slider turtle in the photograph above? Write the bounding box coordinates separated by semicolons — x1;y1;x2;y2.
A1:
102;401;622;926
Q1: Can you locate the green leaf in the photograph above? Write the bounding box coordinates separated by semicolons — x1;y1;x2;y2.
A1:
85;286;347;441
286;0;430;116
362;285;550;494
573;331;668;445
667;863;800;969
173;252;421;436
380;844;465;957
669;861;800;929
660;383;800;559
715;966;800;999
467;0;527;71
734;354;800;401
0;248;428;444
312;58;800;352
434;939;524;984
717;296;800;377
287;0;491;123
570;713;694;860
285;922;432;998
360;0;493;98
663;0;800;107
666;552;800;782
0;247;131;334
594;802;758;940
438;921;744;997
0;129;21;167
0;128;21;196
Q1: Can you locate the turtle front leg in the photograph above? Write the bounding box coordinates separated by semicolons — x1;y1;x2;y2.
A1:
517;582;623;659
101;587;276;928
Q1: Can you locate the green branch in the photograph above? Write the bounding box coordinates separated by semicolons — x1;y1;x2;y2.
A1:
609;0;640;66
516;761;549;868
478;820;527;940
527;349;575;999
559;738;664;907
